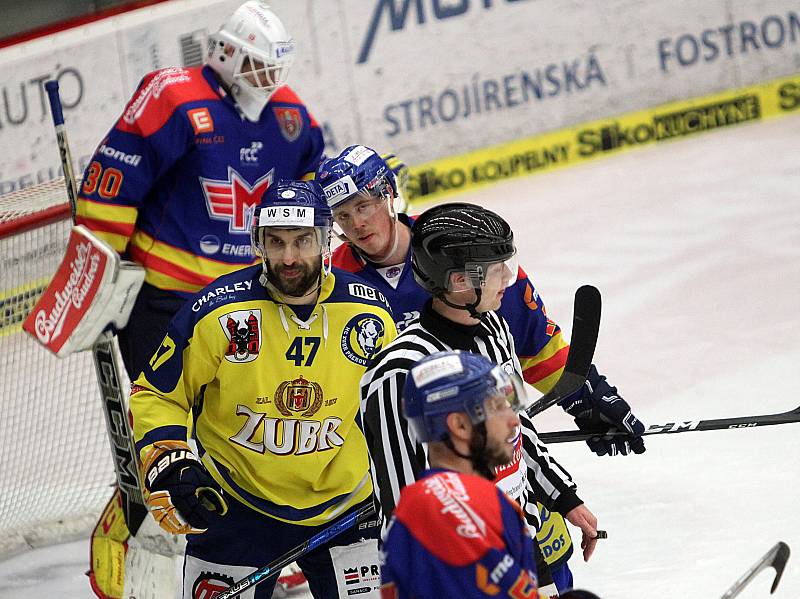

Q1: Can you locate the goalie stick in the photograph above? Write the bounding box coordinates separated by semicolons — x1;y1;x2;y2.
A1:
537;404;800;444
45;80;149;536
525;285;601;417
719;541;790;598
214;503;376;599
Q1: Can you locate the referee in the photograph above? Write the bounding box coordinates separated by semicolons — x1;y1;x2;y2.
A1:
360;203;601;595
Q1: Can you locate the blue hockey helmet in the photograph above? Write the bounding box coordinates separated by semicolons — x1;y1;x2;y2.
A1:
402;351;527;443
251;179;333;263
317;145;402;210
252;179;332;228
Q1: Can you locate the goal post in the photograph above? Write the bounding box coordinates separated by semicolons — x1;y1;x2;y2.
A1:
0;179;121;558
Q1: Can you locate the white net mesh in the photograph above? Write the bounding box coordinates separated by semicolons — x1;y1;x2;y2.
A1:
0;180;117;558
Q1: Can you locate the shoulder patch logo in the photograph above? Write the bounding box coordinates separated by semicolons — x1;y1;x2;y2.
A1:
273;106;303;142
219;309;261;363
188;107;214;134
341;313;386;366
274;375;323;417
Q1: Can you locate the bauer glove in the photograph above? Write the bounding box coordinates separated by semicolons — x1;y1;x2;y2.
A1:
561;365;646;456
141;440;228;534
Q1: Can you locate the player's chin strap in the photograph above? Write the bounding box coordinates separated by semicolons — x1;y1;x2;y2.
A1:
436;288;484;320
444;422;495;480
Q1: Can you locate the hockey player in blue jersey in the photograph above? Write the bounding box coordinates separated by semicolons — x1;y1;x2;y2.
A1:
381;350;542;598
318;146;643;592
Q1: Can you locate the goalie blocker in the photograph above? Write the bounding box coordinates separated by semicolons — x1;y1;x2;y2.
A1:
23;224;144;355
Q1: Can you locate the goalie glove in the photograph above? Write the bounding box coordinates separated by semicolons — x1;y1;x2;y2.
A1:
141;440;228;535
561;365;646;457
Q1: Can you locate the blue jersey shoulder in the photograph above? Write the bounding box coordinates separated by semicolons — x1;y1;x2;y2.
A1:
329;268;393;314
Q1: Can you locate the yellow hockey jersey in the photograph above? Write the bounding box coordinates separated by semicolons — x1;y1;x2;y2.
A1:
131;264;396;526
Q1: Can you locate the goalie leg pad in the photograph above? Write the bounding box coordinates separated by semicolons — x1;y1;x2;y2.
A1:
89;490;130;599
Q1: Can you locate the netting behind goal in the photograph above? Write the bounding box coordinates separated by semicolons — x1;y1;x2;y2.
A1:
0;180;118;558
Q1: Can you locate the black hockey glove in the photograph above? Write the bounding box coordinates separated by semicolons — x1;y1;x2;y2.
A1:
561;365;646;456
142;440;228;534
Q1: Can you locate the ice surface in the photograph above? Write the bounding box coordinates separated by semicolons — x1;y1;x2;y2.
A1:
2;115;799;598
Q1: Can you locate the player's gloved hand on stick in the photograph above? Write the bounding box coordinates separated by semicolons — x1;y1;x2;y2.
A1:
561;365;646;456
141;440;228;534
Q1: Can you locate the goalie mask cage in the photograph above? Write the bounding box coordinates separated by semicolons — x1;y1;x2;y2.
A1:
0;179;120;559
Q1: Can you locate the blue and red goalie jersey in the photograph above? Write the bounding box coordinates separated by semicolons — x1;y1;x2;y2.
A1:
76;65;324;297
331;214;569;394
381;469;540;599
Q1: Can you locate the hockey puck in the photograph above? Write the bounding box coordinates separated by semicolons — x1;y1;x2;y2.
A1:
593;530;608;540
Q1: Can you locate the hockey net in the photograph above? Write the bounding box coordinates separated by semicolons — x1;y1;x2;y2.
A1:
0;179;118;559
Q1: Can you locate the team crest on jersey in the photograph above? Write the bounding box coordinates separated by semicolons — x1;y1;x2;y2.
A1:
274;375;323;417
200;166;274;233
340;314;386;366
273;107;303;142
219;309;261;363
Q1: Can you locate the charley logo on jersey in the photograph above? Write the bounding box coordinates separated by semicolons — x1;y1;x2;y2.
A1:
340;314;386;366
274;375;323;417
200;166;275;233
219;309;261;363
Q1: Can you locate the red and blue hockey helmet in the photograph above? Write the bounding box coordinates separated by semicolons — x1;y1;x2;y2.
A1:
402;351;527;443
317;145;403;210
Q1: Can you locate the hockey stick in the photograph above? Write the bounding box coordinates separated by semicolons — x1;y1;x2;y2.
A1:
214;503;376;599
45;80;149;535
719;541;790;598
538;404;800;444
525;285;601;417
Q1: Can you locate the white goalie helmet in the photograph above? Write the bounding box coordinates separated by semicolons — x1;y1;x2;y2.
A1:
207;1;295;120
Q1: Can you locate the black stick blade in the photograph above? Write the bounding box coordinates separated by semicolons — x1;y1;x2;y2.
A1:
769;541;790;593
526;285;601;416
720;541;791;598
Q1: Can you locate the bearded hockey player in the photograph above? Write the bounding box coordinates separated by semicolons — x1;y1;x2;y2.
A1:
381;351;540;598
83;3;325;596
130;179;396;598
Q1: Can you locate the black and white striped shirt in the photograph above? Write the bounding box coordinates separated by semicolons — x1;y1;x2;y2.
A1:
360;301;582;531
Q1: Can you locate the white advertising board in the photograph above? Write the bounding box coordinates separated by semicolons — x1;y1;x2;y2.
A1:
0;0;798;195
